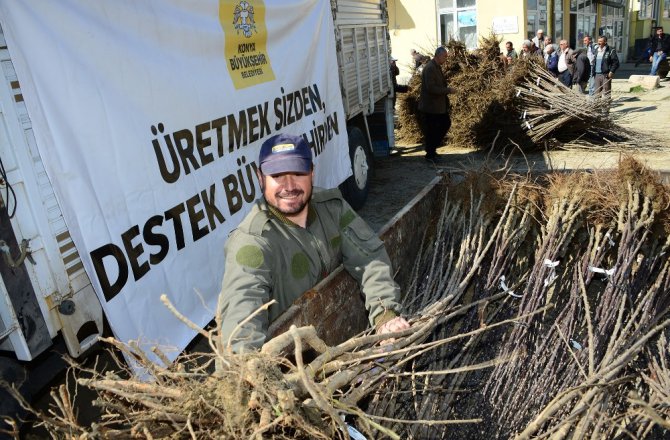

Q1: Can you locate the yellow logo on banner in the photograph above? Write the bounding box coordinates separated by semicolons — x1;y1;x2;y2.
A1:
219;0;275;89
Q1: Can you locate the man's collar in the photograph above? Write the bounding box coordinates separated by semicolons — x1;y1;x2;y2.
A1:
266;201;315;227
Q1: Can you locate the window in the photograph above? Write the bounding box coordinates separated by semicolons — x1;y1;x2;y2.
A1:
601;2;624;52
528;1;564;40
439;0;478;49
457;0;476;7
570;0;595;13
664;0;670;18
639;0;654;19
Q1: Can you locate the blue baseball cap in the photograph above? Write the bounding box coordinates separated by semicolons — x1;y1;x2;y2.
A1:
258;133;312;175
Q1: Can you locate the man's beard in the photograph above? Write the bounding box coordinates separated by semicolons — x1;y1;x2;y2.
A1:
275;189;308;215
264;185;313;216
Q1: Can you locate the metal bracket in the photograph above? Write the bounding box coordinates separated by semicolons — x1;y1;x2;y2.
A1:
0;323;18;343
0;238;36;268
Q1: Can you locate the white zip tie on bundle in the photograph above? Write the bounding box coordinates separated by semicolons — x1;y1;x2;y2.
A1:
588;265;616;278
597;231;616;251
536;77;541;86
500;275;522;298
543;259;559;287
516;89;522;97
525;121;532;130
569;339;583;350
341;415;367;440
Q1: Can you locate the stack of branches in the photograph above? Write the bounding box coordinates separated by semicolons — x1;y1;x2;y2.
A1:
4;159;670;439
445;37;534;151
396;35;663;152
396;35;527;149
3;280;538;436
486;158;670;439
516;66;662;151
365;157;670;439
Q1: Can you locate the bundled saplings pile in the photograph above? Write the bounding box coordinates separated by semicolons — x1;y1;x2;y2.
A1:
365;157;670;439
1;288;548;437
396;36;660;152
3;159;670;439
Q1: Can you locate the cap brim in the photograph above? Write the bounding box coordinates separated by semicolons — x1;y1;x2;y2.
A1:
260;156;312;175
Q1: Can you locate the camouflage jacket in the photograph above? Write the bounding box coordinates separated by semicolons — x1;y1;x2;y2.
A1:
219;187;402;352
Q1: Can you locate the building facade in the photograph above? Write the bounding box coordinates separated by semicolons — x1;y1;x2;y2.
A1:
389;0;670;78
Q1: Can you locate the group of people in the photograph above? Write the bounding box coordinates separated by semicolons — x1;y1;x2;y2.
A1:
504;29;619;101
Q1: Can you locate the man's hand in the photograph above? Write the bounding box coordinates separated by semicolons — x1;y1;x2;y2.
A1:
376;316;410;345
607;72;613;79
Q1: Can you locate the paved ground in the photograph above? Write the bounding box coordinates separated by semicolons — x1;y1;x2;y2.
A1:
358;62;670;231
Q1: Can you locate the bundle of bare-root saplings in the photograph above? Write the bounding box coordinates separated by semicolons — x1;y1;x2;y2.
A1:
5;158;669;439
365;157;670;439
396;36;662;152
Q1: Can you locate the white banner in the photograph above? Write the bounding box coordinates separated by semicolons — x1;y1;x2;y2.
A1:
0;0;350;360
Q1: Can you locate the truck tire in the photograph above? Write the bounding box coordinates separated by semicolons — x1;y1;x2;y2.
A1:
339;127;372;210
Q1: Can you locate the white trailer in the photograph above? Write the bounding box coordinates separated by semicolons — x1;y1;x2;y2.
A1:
333;0;395;208
0;0;395;423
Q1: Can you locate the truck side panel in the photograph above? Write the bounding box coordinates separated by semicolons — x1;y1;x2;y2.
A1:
0;24;102;361
333;0;392;120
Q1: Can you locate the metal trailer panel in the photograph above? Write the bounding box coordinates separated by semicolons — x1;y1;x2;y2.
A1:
332;0;385;25
332;0;392;121
0;24;102;360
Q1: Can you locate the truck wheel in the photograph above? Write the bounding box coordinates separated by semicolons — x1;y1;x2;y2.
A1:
339;127;372;210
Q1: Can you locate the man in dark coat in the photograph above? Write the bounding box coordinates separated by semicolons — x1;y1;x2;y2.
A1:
418;47;455;162
591;36;619;103
572;48;591;94
648;27;670;76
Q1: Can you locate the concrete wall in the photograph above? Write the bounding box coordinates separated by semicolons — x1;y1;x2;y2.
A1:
477;0;526;48
388;0;437;81
389;0;656;73
389;0;526;81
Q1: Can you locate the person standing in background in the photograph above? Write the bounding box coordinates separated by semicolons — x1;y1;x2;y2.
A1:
504;41;518;65
592;36;619;104
582;35;596;95
532;29;545;53
557;40;575;87
418;47;455;163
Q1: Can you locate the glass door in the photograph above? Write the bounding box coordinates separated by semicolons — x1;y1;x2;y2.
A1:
600;5;624;53
439;0;478;49
570;0;596;49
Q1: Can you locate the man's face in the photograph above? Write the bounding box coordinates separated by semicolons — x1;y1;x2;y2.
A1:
537;31;544;39
598;37;606;47
435;51;448;65
658;28;664;36
259;171;313;217
559;41;567;51
583;37;591;46
506;42;512;51
522;44;530;52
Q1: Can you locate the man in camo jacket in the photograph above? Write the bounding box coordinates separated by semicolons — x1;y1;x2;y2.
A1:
218;133;409;352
